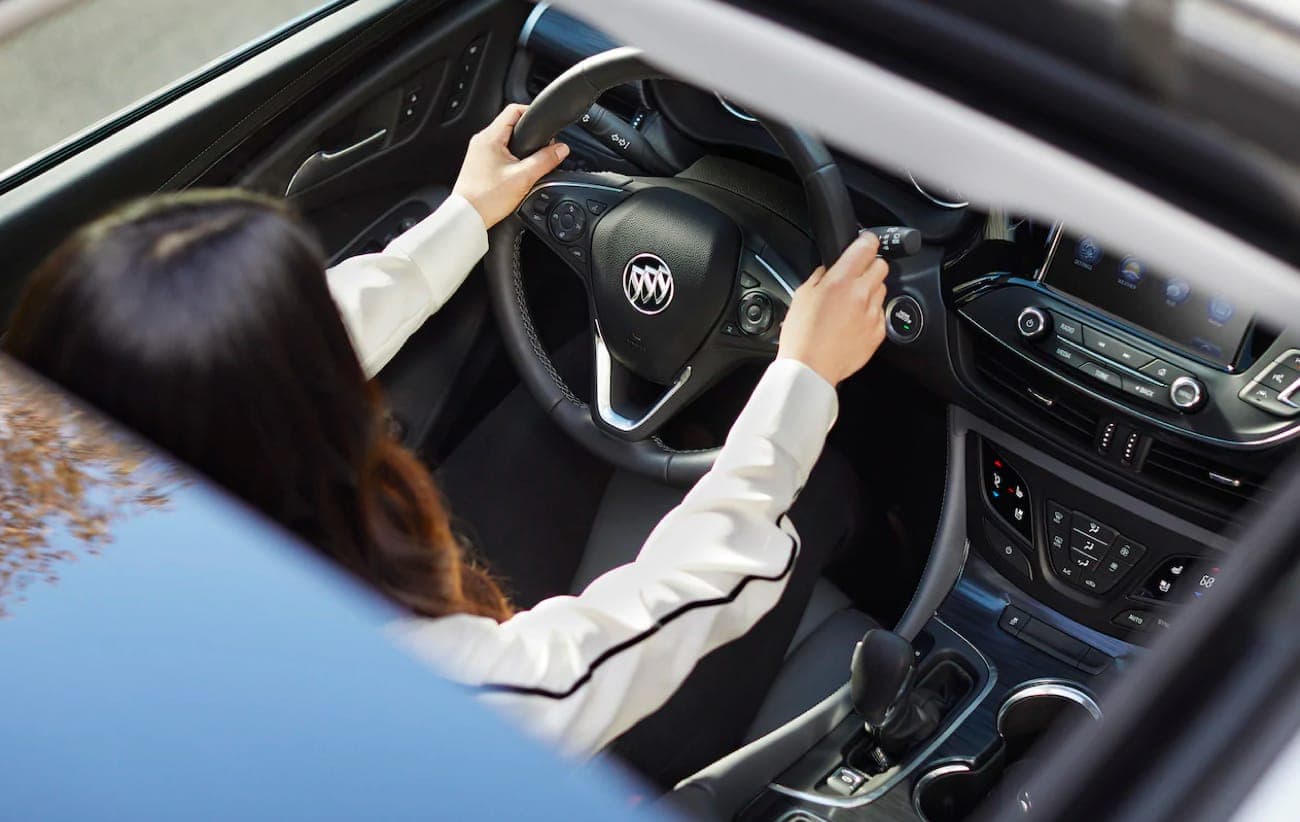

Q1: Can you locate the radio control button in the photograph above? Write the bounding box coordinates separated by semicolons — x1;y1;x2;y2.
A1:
1082;327;1153;369
1050;342;1086;368
1140;358;1193;386
1170;376;1207;412
1078;360;1122;389
1051;312;1084;344
1121;376;1166;406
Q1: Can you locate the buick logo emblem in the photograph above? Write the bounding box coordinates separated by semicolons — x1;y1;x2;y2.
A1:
622;253;674;315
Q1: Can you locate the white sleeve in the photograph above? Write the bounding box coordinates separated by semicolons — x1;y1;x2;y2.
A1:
391;358;840;758
324;193;488;378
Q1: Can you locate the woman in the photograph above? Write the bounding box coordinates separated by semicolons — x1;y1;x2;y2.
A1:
4;105;889;764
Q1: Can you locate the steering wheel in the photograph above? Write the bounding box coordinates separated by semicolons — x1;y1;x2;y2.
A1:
484;47;858;486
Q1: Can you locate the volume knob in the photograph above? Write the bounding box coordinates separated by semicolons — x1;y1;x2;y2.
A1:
1169;376;1207;413
1016;306;1052;341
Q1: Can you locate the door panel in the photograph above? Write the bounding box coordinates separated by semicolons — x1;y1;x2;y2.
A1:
0;0;535;456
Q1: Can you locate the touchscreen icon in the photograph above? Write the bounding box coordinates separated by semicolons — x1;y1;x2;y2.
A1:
1164;279;1192;305
1075;237;1103;269
1118;256;1144;288
1208;297;1235;324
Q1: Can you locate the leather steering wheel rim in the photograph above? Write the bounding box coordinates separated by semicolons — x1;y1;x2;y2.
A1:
485;46;858;486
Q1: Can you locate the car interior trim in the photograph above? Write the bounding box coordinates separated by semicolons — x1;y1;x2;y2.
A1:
752;252;795;298
516;0;551;47
550;0;1300;333
765;616;998;809
995;679;1103;733
959;304;1300;449
592;326;694;434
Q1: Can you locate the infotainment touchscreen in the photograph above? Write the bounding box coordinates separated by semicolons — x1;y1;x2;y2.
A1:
1039;228;1253;369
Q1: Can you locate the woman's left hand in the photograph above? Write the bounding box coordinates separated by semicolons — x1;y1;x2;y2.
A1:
452;103;570;228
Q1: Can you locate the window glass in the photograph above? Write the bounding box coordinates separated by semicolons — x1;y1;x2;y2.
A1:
0;0;334;174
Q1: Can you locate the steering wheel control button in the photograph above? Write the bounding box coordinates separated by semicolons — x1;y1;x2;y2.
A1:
1169;375;1207;412
740;271;761;289
548;200;587;243
1016;306;1051;341
885;295;924;344
1140;358;1192;385
1050;312;1084;344
585;199;608;215
738;292;775;335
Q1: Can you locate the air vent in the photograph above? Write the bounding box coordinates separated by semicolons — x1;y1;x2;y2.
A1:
1143;439;1268;517
970;336;1101;450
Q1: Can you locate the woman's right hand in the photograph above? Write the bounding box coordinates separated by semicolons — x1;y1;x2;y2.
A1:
777;233;890;386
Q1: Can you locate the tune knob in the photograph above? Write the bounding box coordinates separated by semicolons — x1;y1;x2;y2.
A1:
1016;306;1052;341
1169;376;1207;413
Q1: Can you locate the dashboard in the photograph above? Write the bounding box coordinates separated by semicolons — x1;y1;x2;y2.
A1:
511;4;1297;646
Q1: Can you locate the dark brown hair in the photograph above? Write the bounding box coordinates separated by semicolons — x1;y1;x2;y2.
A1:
4;189;512;621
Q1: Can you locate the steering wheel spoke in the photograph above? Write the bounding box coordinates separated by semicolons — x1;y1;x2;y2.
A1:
515;173;632;283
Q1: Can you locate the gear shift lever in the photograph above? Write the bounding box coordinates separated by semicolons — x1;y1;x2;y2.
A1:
850;629;915;729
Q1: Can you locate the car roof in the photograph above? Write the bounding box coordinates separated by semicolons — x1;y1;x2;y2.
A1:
0;356;659;820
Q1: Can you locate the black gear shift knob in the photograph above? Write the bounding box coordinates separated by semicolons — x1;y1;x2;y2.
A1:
850;629;915;728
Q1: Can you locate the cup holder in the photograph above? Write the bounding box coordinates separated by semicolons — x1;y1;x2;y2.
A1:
914;680;1100;822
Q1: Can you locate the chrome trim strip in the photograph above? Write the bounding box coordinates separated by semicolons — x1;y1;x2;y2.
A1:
911;761;974;821
908;171;969;209
995;679;1103;732
517;0;551;47
530;180;625;194
766;617;998;810
959;309;1300;448
1209;471;1244;489
593;326;692;433
753;253;796;298
715;93;759;123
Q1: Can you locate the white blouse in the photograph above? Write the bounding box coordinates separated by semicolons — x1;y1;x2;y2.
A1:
325;193;839;758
